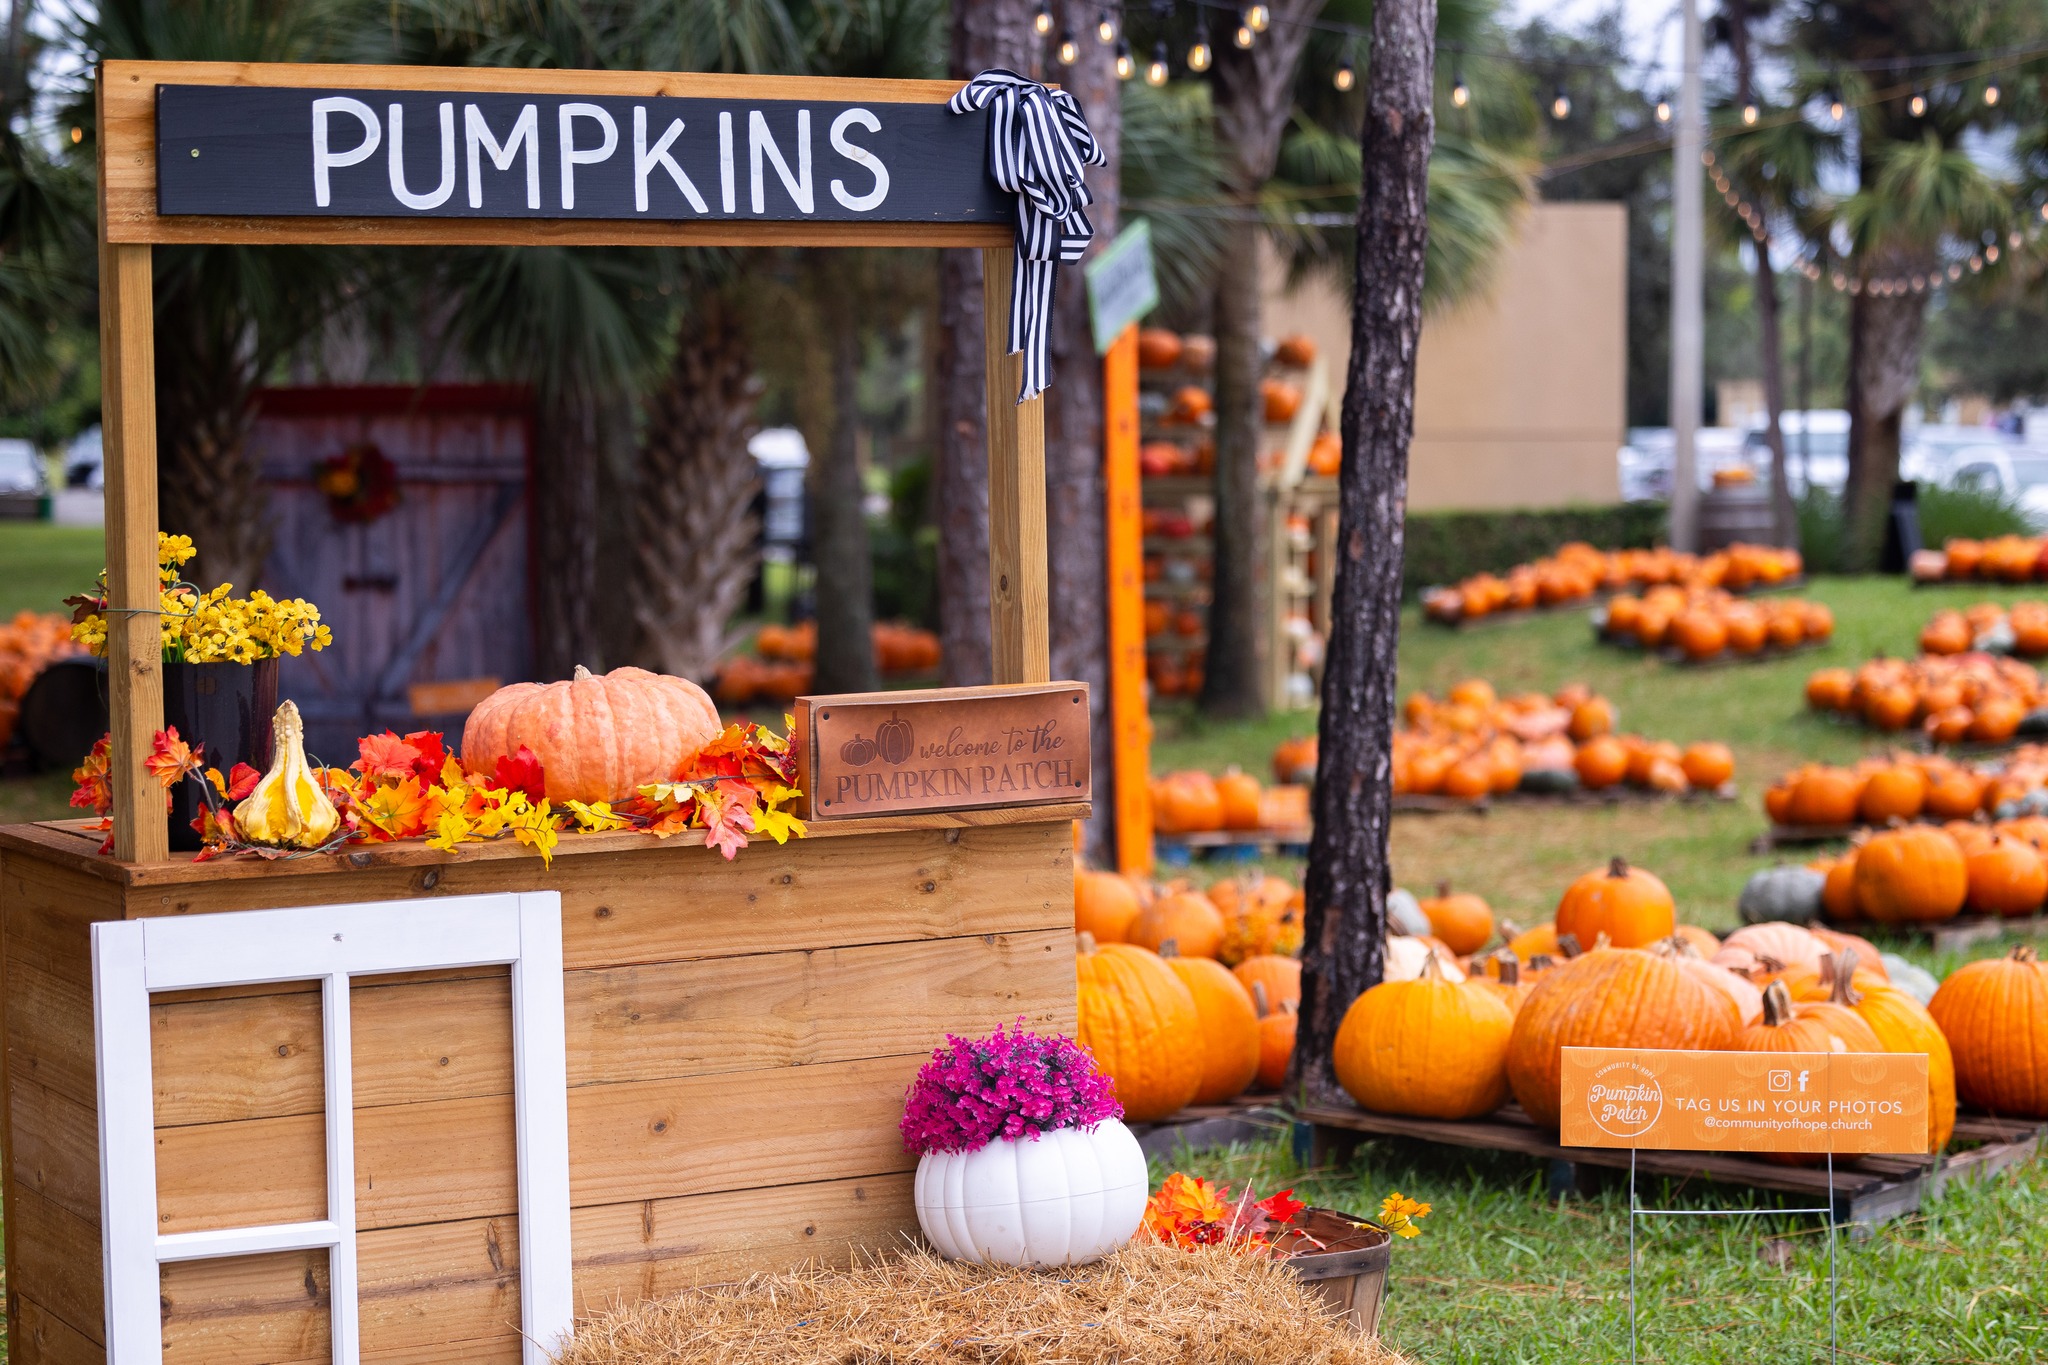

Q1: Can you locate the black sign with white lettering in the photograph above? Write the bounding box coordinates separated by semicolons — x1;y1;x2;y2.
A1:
155;85;1009;224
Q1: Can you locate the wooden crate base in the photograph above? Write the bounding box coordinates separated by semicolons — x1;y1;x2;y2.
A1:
1595;635;1830;668
1154;830;1312;864
1299;1101;2041;1230
1128;1096;1292;1160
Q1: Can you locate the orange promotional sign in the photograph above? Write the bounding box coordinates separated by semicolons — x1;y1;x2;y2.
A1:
1559;1048;1930;1155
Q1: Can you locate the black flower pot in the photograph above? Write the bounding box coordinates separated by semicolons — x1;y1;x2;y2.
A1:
161;659;278;851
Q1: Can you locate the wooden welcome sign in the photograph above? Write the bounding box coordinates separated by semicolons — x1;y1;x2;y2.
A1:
1559;1047;1930;1154
793;683;1091;819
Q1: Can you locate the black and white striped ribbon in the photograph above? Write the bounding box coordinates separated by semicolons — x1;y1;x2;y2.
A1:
948;69;1107;403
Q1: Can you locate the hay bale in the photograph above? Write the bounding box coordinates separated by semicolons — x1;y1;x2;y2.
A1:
555;1242;1406;1365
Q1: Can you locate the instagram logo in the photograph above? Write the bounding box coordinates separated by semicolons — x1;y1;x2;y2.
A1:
1769;1070;1792;1092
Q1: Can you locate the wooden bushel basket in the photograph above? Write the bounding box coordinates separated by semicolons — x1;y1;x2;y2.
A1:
1274;1207;1393;1337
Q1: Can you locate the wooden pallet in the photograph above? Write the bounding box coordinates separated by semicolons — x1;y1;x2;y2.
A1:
1393;783;1738;817
1154;829;1312;864
1129;1098;1293;1160
1594;634;1831;669
1299;1101;2042;1229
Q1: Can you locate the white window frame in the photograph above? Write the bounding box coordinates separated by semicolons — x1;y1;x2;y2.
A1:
92;892;572;1365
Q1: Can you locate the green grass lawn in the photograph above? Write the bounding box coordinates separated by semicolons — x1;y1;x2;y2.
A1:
0;523;103;620
1157;1132;2047;1365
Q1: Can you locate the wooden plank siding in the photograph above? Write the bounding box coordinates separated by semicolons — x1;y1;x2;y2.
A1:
0;818;1079;1362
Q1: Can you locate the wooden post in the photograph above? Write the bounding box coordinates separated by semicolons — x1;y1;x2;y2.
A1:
980;246;1050;686
1102;325;1151;875
97;236;168;864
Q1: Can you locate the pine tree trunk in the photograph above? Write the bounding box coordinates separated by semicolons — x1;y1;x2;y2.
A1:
1201;0;1323;719
810;305;878;694
1042;8;1119;861
1843;250;1929;572
934;0;1033;689
1293;0;1436;1105
631;299;763;679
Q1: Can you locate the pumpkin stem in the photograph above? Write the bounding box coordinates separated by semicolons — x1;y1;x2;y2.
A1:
1499;918;1524;941
1831;948;1863;1007
1528;953;1557;971
1159;938;1180;959
2014;946;2040;964
1590;931;1613;952
1076;932;1097;954
1252;981;1271;1017
1760;979;1795;1027
1420;952;1443;982
1493;950;1520;986
573;664;593;680
1436;880;1451;899
1556;933;1584;959
1608;856;1629;878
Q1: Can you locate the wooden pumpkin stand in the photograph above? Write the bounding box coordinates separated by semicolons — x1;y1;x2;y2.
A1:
0;63;1085;1365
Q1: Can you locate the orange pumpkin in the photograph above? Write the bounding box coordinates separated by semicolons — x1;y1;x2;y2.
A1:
1260;377;1303;423
1568;696;1616;741
1274;333;1318;367
463;665;723;804
1858;765;1928;825
1806;668;1855;710
1787;767;1861;827
1272;735;1318;785
1466;952;1537;1015
1825;950;1954;1151
1216;768;1263;830
1853;827;1968;924
1152;771;1225;834
1821;853;1862;921
1555;857;1677;948
1670;609;1729;659
1250;986;1298;1092
1680;742;1735;790
1129;890;1227;960
1964;834;2048;917
1333;954;1513;1120
1233;954;1301;1011
1159;944;1262;1105
1136;327;1184;369
1420;884;1496;956
1074;937;1204;1121
1928;947;2048;1119
1574;736;1630;790
1924;770;1988;820
1505;920;1561;960
1507;948;1739;1128
1074;870;1142;943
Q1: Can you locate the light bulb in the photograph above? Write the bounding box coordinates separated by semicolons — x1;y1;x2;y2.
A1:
2011;229;2024;248
1970;255;1984;272
1451;72;1469;107
1987;244;2000;263
1188;28;1212;72
1146;42;1170;86
1097;9;1116;43
1655;97;1671;122
1986;82;2001;106
2040;202;2048;221
1949;263;1964;280
1234;20;1255;49
1551;87;1571;120
1336;59;1355;93
1742;102;1758;125
1910;90;1927;117
1033;4;1054;36
70;126;83;144
1246;4;1271;31
1057;29;1079;65
1828;96;1845;122
1115;40;1134;80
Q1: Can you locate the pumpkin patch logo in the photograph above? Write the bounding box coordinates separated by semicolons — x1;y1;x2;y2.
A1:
838;712;914;768
1584;1059;1664;1140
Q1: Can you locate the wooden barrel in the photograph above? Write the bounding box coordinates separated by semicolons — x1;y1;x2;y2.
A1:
1698;480;1780;551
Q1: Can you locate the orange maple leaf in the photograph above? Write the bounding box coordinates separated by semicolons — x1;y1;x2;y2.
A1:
354;731;422;780
144;728;201;789
356;776;429;840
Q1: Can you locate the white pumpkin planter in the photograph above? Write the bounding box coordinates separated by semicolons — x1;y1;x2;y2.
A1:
914;1120;1148;1267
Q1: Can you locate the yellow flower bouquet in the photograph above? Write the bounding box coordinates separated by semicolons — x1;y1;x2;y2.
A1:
69;532;332;663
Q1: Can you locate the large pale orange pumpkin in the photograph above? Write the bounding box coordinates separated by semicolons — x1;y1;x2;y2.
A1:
1159;945;1262;1105
1507;948;1739;1128
1129;890;1226;959
1554;857;1676;948
1650;935;1763;1025
1074;937;1203;1121
1074;870;1142;944
1928;946;2048;1118
1151;771;1225;834
463;664;722;803
1334;955;1513;1120
1216;768;1263;830
1853;827;1968;923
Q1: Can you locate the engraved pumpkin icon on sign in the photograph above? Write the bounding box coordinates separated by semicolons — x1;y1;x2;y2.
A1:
838;712;914;767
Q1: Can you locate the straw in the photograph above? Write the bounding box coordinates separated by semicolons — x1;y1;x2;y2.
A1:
553;1241;1408;1365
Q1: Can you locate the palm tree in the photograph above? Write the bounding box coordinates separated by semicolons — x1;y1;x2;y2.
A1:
1;0;89;415
1791;1;2045;569
64;0;366;590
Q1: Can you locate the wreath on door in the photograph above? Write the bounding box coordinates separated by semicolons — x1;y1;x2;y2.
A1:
313;442;402;525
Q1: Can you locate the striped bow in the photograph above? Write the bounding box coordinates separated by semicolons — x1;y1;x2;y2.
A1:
948;69;1107;403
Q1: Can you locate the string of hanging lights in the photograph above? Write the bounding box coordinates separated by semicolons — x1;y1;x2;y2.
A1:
1698;147;2045;297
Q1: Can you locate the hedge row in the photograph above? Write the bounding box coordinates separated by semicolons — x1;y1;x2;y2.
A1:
1401;502;1668;598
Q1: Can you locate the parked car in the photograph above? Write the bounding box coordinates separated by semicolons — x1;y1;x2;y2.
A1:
64;426;103;489
1935;445;2048;526
0;439;46;495
1617;426;1753;501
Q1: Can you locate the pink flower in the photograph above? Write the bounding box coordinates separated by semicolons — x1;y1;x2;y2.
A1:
900;1020;1121;1155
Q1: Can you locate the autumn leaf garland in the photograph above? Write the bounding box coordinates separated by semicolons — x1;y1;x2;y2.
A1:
72;717;808;866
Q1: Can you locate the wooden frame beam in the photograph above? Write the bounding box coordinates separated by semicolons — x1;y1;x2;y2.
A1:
980;248;1050;686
